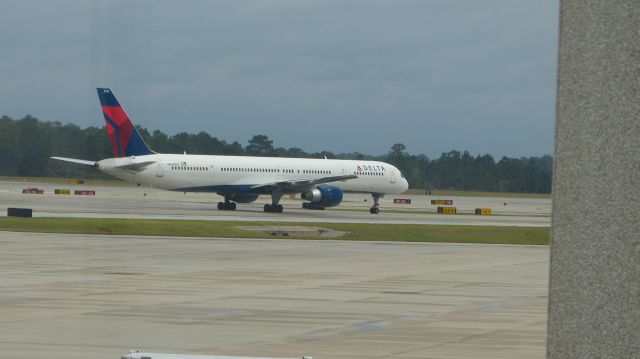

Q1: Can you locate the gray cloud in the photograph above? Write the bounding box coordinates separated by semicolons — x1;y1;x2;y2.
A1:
0;0;558;157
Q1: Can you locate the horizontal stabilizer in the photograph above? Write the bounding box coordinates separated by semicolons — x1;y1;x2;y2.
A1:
50;157;97;166
115;161;156;172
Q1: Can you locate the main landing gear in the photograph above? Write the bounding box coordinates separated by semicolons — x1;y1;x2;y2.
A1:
369;193;381;214
264;190;284;213
264;203;283;213
217;195;237;211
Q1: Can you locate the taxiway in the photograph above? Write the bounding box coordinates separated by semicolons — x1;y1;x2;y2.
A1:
0;180;551;227
0;231;549;359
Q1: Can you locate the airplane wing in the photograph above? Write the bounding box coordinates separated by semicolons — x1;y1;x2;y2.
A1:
250;174;358;193
50;157;96;166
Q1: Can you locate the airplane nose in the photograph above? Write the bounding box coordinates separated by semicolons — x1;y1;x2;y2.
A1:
401;178;409;192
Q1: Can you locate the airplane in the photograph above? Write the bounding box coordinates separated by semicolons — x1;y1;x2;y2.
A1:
52;88;409;214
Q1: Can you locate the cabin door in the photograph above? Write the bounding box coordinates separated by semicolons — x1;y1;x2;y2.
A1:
155;163;164;178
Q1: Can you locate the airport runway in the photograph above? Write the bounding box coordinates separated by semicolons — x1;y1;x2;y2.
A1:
0;180;551;227
0;231;549;359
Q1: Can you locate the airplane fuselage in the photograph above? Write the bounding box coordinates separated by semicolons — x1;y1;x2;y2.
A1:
99;154;408;195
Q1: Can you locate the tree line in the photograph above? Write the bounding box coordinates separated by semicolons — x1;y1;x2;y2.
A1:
0;115;552;193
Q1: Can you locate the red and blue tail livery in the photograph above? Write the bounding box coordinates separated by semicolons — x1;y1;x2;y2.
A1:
97;88;153;158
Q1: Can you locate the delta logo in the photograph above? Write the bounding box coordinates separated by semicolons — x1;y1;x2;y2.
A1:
356;164;386;172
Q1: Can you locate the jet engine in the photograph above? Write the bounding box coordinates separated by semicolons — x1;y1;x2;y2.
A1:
301;185;343;207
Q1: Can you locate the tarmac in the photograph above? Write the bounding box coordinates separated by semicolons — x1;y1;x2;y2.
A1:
0;180;551;227
0;231;549;359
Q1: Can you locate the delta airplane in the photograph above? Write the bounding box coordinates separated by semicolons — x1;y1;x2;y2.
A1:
52;88;408;214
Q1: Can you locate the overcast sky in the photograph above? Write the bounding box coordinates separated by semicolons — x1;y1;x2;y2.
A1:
1;1;558;158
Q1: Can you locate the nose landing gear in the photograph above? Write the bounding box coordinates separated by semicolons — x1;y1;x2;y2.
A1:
369;193;381;214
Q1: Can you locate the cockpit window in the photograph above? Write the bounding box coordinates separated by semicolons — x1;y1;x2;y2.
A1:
400;172;405;179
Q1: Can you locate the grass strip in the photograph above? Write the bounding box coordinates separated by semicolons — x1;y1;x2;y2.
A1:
0;217;549;245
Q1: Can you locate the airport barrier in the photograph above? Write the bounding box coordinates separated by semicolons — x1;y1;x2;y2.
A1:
475;208;492;215
74;190;96;196
394;198;412;204
437;206;457;214
7;207;32;218
68;179;84;185
54;189;71;195
431;199;453;205
22;188;43;194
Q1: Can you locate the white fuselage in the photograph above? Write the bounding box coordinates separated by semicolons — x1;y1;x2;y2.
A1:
98;154;408;195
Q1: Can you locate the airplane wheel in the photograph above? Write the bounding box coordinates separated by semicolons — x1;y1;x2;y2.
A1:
230;202;237;211
370;207;380;214
264;204;282;213
217;202;224;210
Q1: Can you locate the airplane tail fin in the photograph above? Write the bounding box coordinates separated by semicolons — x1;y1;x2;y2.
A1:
97;88;154;158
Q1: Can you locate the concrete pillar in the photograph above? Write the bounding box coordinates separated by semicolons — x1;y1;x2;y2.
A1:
548;1;640;357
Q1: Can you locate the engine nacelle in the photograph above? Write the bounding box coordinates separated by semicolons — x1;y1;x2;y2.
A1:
301;185;343;207
229;194;259;203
